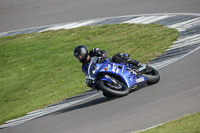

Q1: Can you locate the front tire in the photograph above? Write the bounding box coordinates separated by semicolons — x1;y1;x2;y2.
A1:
143;66;160;85
102;91;114;98
98;80;129;97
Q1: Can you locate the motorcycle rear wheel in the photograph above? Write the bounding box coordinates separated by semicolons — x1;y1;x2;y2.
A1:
143;66;160;85
98;80;129;97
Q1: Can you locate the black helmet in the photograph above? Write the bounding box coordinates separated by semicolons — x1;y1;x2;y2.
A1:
74;45;89;63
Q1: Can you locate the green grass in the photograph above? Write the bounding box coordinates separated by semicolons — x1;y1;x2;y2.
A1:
139;111;200;133
0;23;178;124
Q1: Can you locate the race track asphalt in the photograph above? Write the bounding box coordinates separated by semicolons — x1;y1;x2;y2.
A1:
1;0;200;32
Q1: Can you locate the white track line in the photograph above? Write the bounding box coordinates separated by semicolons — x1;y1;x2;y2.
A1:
39;20;94;32
167;17;200;31
122;15;173;24
143;15;172;24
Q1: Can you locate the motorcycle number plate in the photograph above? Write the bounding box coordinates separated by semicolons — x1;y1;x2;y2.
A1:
136;77;145;83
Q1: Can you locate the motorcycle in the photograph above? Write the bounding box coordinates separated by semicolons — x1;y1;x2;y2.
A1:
83;54;160;98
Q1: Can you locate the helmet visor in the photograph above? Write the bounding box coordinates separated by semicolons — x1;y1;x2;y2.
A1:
75;52;88;62
74;45;88;62
75;53;85;61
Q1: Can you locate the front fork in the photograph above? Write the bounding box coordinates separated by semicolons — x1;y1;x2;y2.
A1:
104;75;118;84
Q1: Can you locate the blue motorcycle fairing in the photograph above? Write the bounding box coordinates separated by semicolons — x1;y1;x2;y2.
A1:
97;76;113;85
95;61;147;88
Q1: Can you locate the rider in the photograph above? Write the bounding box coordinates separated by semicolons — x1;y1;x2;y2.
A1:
73;45;141;75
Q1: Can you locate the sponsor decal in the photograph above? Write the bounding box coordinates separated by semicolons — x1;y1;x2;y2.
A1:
105;63;120;74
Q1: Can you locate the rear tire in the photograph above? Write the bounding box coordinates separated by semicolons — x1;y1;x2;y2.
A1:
143;66;160;85
98;80;129;97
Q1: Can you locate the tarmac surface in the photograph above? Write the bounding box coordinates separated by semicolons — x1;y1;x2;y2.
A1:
1;0;200;32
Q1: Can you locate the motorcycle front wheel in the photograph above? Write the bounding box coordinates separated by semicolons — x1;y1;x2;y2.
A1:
98;80;129;97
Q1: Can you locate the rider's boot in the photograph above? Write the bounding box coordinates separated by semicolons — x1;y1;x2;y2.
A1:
126;58;140;68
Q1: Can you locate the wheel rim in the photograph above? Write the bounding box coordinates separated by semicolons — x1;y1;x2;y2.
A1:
106;82;123;90
98;80;129;97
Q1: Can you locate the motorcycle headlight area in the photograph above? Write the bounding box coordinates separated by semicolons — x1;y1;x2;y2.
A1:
90;64;98;77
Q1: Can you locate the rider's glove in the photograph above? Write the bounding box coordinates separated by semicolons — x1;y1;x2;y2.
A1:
97;57;106;63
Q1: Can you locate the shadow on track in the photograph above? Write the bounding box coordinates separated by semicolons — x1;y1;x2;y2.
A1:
48;86;144;116
50;96;117;115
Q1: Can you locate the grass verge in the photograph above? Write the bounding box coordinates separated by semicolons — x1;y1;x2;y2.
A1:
0;23;178;125
139;111;200;133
